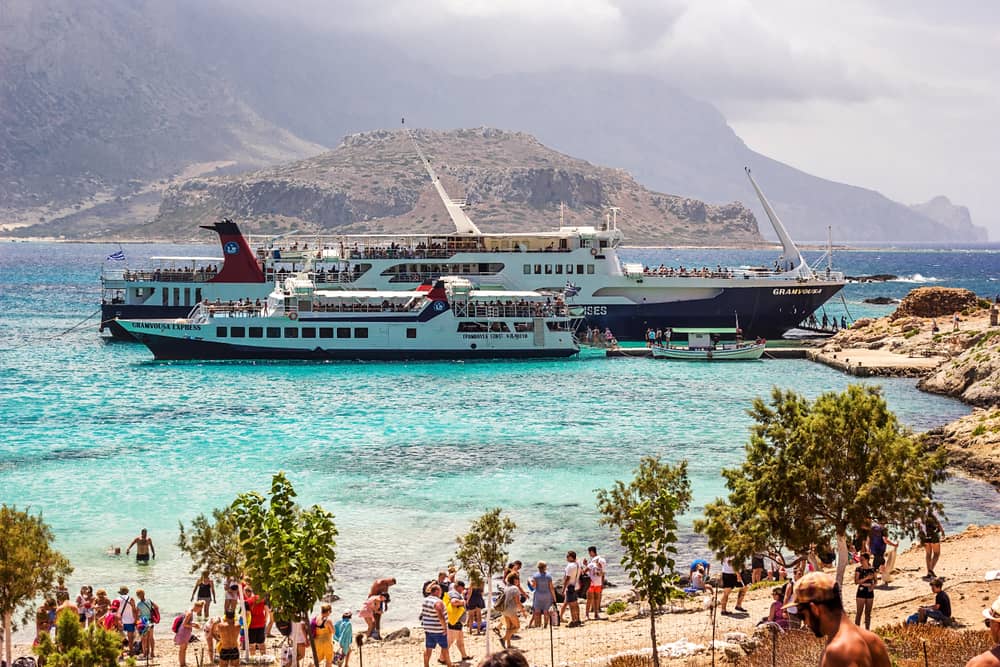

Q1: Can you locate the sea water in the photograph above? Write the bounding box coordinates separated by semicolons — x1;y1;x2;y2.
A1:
1;242;999;629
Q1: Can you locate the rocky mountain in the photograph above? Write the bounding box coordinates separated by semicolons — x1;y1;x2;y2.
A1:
150;128;761;245
910;197;987;242
0;0;988;243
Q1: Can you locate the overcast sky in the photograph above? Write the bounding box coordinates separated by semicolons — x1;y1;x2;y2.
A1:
238;0;1000;238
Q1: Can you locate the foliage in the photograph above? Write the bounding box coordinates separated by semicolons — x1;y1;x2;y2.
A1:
605;600;628;615
0;505;73;667
34;609;132;667
596;457;691;667
230;472;338;624
177;506;244;578
454;508;517;588
695;386;946;575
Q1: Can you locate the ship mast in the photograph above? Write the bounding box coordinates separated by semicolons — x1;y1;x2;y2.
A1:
403;122;481;235
745;167;814;279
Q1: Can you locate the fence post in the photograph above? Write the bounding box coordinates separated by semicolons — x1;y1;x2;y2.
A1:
549;607;555;667
922;639;928;667
711;585;718;667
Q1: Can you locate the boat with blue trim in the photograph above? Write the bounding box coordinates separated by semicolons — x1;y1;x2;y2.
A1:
115;276;580;361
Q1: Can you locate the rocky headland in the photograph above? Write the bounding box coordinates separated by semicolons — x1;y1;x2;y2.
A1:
813;287;1000;488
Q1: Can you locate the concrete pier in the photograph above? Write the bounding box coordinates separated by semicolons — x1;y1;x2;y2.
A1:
806;348;946;377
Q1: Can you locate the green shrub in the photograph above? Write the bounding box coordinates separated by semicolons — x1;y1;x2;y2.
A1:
34;611;135;667
606;599;628;615
972;424;987;437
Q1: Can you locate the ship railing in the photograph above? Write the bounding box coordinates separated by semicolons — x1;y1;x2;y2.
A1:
109;269;219;283
197;303;267;319
453;302;568;319
310;302;418;313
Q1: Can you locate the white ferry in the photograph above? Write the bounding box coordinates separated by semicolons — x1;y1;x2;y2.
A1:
100;133;845;342
115;276;580;361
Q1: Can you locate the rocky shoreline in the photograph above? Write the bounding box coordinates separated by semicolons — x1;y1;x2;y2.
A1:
813;287;1000;488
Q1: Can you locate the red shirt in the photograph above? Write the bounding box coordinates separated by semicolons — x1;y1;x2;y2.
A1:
245;595;268;629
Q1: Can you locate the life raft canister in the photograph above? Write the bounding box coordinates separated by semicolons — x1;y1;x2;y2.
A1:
288;311;298;320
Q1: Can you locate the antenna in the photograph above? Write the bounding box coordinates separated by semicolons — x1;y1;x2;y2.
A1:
404;126;481;235
827;225;833;274
609;206;620;230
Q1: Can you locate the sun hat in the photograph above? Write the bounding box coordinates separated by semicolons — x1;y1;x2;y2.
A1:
783;572;840;610
984;595;1000;622
111;599;121;610
118;586;129;595
342;610;352;618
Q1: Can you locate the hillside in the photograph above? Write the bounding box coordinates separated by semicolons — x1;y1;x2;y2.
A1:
149;128;762;245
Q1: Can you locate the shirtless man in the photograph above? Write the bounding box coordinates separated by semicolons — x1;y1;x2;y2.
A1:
368;577;396;638
785;572;890;667
213;610;242;667
965;595;1000;667
126;528;155;563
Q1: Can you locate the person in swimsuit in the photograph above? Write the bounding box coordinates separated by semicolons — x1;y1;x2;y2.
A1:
367;577;396;639
854;553;876;629
214;610;241;667
126;528;155;563
918;509;945;578
191;572;216;616
175;600;204;667
312;604;335;667
466;575;486;635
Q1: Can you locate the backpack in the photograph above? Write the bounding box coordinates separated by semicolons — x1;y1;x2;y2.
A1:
150;602;161;625
172;614;184;634
493;587;506;610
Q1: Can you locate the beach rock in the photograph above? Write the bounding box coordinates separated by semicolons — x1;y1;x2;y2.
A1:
890;287;980;320
382;627;410;642
923;408;1000;489
848;274;898;282
864;297;899;305
918;329;1000;405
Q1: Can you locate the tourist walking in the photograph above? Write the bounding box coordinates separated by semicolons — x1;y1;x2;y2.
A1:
498;574;525;649
135;588;158;658
918;509;944;578
751;552;766;584
93;589;111;621
174;600;204;667
312;604;336;667
528;562;557;628
854;553;876;629
334;611;353;667
785;572;889;666
223;579;240;613
420;583;452;667
585;546;606;620
466;575;486;635
243;585;270;655
214;610;241;667
76;585;94;627
191;572;216;616
719;556;747;615
445;581;473;661
117;586;139;650
868;520;897;585
559;551;582;627
125;528;155;563
964;595;1000;666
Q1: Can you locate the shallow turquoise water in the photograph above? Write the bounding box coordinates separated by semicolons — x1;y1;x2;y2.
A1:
1;242;998;628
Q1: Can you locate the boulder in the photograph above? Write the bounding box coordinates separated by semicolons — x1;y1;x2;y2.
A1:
382;627;411;642
863;296;898;305
890;287;980;320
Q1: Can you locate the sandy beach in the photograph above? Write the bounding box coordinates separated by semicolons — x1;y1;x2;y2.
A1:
8;524;999;667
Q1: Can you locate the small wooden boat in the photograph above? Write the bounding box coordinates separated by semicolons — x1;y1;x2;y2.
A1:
650;327;765;361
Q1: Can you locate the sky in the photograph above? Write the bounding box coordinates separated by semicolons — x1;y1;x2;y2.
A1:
235;0;1000;238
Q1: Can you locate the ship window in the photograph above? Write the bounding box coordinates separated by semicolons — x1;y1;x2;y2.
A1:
267;327;281;338
230;327;245;338
555;265;563;274
354;327;368;338
566;265;573;274
216;327;228;337
284;327;298;338
489;322;510;332
249;327;263;338
523;264;531;274
406;328;417;339
587;264;595;274
337;327;351;338
544;265;553;274
514;321;534;332
302;327;316;338
319;328;334;338
458;322;489;332
184;288;191;306
577;264;585;274
534;264;542;274
173;288;180;305
195;288;202;303
162;290;168;306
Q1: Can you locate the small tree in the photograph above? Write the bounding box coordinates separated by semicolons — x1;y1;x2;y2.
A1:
231;473;337;667
597;457;691;667
695;385;947;585
0;505;73;667
454;508;516;656
34;607;128;667
177;506;245;580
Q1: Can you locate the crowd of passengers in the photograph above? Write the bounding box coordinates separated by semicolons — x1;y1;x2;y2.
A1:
643;264;735;278
461;298;566;318
123;266;220;282
200;296;565;317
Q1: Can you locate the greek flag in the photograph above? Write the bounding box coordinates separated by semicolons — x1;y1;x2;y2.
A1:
106;249;126;262
564;281;580;297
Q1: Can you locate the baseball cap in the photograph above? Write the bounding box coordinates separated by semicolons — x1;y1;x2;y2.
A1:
983;595;1000;622
782;572;840;610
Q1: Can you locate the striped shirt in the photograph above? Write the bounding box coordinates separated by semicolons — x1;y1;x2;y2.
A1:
420;595;444;634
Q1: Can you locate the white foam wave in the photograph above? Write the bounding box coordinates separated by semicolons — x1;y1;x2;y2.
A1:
892;273;941;283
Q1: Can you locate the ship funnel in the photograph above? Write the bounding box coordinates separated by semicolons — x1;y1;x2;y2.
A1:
744;168;813;279
201;219;266;283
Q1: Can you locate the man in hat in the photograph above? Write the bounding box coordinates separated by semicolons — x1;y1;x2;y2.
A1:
964;595;1000;666
784;572;890;666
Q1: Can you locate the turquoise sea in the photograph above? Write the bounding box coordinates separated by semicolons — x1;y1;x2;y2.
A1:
2;242;999;630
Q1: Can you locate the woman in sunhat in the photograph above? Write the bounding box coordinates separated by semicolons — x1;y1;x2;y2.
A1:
963;595;1000;666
